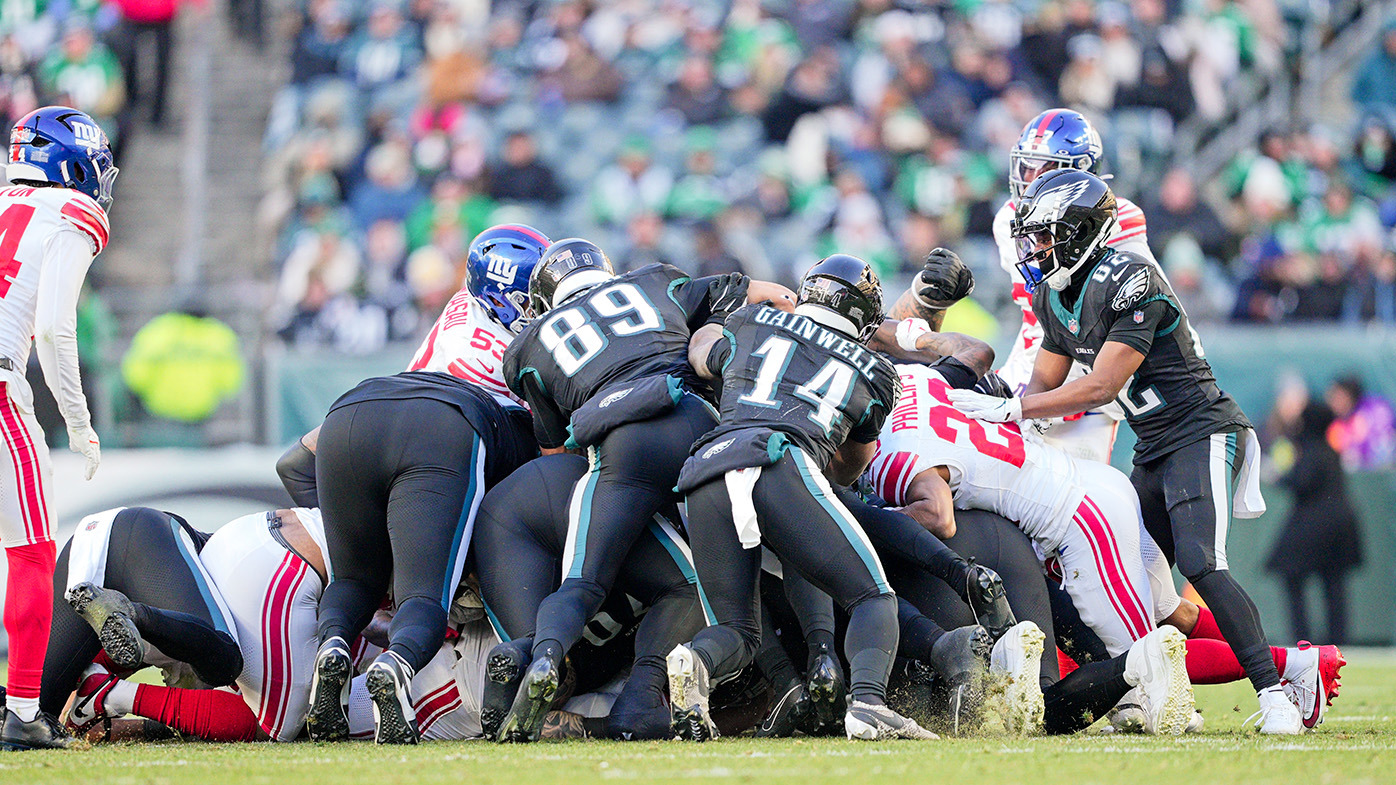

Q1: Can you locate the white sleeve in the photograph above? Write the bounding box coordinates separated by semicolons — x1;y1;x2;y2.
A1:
35;227;94;430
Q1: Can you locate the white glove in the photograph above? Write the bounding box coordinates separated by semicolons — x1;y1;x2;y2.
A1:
67;424;100;480
947;388;1023;423
894;317;932;352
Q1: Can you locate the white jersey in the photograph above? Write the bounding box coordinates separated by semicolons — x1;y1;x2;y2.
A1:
991;195;1150;406
408;288;525;410
870;363;1084;548
0;184;105;429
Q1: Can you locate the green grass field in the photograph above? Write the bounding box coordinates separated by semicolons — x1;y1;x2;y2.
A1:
3;652;1394;785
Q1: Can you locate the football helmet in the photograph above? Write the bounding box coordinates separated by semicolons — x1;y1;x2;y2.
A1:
7;106;118;210
465;224;551;333
1010;169;1116;293
528;238;615;316
796;254;884;343
1009;109;1102;199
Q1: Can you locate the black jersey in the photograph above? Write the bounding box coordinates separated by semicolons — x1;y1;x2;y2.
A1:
504;264;737;449
1032;249;1250;464
684;304;901;484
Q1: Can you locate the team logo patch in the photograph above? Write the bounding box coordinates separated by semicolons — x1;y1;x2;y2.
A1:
702;438;735;459
1112;268;1150;311
598;388;633;408
70;122;104;150
1067;318;1079;334
1133;310;1144;324
85;519;99;531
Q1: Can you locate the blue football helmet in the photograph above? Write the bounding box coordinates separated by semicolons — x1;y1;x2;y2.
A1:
7;107;118;211
1009;109;1102;199
465;223;551;333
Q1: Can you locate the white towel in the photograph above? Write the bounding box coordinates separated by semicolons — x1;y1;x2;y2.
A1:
1233;428;1266;519
64;507;125;596
724;466;764;549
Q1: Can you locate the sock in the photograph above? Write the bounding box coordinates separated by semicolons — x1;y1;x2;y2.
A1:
1274;646;1288;676
385;596;447;674
895;598;946;661
105;679;139;716
132;684;260;741
1190;606;1224;640
1057;649;1080;677
5;541;56;720
1043;656;1130;735
845;594;898;704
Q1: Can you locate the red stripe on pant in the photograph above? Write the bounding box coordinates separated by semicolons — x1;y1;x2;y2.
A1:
1082;496;1151;630
1073;498;1151;641
258;554;307;737
0;391;46;543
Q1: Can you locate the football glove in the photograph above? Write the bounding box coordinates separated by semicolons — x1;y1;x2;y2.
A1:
913;247;975;310
973;371;1014;399
68;424;100;480
947;388;1022;423
705;273;751;324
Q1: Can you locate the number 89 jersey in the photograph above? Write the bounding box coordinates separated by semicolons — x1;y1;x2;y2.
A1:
872;362;1084;547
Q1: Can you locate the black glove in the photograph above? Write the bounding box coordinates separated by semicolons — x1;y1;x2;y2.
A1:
914;247;975;309
974;371;1014;400
705;273;750;324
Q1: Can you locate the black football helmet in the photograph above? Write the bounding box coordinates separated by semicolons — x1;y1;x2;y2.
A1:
528;238;615;316
1009;168;1116;293
796;254;884;343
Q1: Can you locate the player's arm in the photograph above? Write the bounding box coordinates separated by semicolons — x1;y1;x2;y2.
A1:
896;466;956;539
688;322;730;382
1018;341;1143;419
869;318;994;377
1023;346;1072;396
515;369;571;455
36;227;100;478
887;247;975;326
827;438;876;487
276;426;321;508
747;280;796;313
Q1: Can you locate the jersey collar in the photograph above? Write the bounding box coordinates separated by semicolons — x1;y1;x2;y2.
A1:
1047;250;1113;335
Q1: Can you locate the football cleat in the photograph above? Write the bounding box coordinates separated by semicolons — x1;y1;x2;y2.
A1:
1106;690;1146;734
845;700;938;740
929;625;991;735
756;681;811;738
1252;686;1303;735
1124;627;1194;735
498;657;559;743
67;582;145;671
803;652;848;737
0;709;77;750
365;651;419;745
1282;641;1344;729
667;644;717;741
482;640;530;740
988;621;1044;735
1185;711;1205;733
964;562;1017;642
306;637;353;741
67;664;119;734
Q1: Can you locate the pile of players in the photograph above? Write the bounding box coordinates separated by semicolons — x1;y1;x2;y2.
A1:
8;109;1346;750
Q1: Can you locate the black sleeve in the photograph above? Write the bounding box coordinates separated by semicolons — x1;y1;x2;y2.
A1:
1104;297;1174;356
928;356;980;390
276;439;319;508
672;272;750;329
702;330;735;380
517;368;571;449
849;370;901;443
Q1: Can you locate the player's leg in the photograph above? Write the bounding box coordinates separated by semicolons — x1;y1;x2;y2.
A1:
775;562;849;734
1054;490;1155;657
0;393;69;748
38;540;101;718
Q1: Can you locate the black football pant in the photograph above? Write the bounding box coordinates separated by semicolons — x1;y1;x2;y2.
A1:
529;395;715;670
473;454;704;739
315;397;490;674
686;446;897;705
1133;429;1279;691
40;507;242;715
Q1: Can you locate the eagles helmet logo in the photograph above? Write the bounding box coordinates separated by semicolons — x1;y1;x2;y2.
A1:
1112;268;1150;312
1021;176;1093;229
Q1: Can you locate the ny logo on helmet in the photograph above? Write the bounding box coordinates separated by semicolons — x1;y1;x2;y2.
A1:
486;255;519;285
70;122;104;150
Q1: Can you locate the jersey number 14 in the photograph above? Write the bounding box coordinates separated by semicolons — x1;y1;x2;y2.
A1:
739;335;857;436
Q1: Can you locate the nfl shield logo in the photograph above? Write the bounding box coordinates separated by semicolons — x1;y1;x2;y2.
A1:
1133;310;1144;324
1067;318;1079;334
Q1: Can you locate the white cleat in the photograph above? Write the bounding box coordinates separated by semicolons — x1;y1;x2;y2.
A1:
988;621;1045;735
1106;689;1146;734
844;700;938;740
1185;711;1204;733
1124;627;1194;736
667;644;717;741
1281;642;1342;729
1253;686;1303;735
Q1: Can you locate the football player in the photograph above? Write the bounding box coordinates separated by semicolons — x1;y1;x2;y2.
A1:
494;240;789;743
0;106;113;750
669;255;934;741
948;169;1303;733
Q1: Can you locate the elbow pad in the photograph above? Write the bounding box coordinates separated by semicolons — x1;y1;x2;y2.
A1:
276;440;318;508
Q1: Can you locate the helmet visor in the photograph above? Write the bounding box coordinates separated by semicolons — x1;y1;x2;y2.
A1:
1009;154;1062;197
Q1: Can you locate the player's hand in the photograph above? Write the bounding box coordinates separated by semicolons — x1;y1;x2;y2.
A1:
914;247;975;309
894;317;932;352
67;424;100;480
947;388;1023;422
706;273;751;321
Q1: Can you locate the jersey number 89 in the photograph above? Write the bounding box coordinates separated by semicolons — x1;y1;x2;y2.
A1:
539;283;662;376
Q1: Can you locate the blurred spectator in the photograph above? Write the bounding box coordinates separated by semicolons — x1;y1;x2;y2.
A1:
667;128;728;222
289;0;351;85
1343;248;1396;325
39;21;124;135
692;221;743;278
1147;167;1230;262
666;55;728;126
1326;375;1396;471
110;0;187;125
339;1;420;98
1265;401;1363;644
121;307;245;423
621;211;670;272
485;130;563;205
349;140;425;229
1352;22;1396;118
592;137;674;228
541;33;622;103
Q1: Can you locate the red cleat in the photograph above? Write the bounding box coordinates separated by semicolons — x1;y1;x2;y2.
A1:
1307;641;1345;707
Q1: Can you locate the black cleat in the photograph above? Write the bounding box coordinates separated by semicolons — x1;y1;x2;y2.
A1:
306;637;352;741
963;562;1016;642
67;582;144;670
365;652;419;745
1;710;77;750
482;640;529;740
497;657;559;743
929;625;991;736
803;653;848;737
756;680;811;738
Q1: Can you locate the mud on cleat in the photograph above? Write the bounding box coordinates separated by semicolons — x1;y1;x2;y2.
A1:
67;582;145;671
988;621;1044;735
366;651;419;745
667;644;717;741
845;700;938;740
1125;627;1194;736
306;636;353;741
482;640;530;740
929;625;991;736
963;561;1016;642
498;657;560;743
1106;689;1146;734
